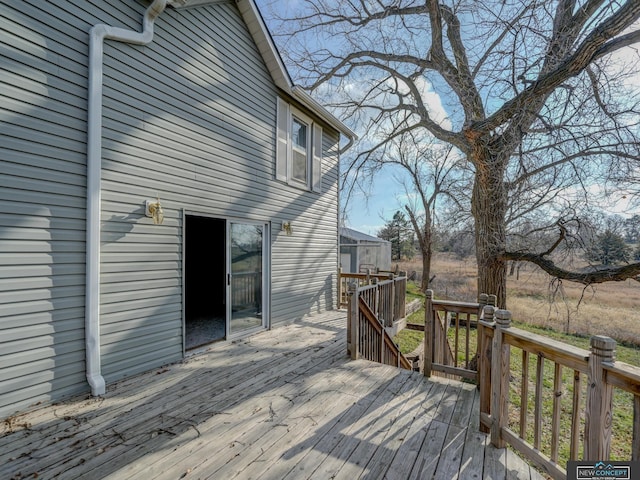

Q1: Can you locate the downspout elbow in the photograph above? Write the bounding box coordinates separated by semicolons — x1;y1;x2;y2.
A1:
144;0;169;33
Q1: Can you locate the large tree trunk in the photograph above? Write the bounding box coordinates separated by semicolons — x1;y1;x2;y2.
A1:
470;147;508;308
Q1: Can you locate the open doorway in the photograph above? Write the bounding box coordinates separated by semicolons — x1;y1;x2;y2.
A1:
184;215;226;349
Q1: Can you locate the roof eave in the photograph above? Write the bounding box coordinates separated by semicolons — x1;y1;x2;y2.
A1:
236;0;356;143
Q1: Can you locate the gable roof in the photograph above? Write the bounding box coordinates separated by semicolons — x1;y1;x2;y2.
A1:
171;0;356;147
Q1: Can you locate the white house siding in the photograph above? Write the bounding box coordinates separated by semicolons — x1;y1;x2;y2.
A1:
0;0;341;418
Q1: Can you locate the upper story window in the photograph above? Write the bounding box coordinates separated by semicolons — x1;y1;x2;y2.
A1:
291;117;309;183
276;97;323;192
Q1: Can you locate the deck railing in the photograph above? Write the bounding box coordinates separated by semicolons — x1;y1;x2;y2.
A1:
346;280;412;370
231;271;261;310
424;290;640;479
341;271;407;327
339;269;406;311
423;291;495;381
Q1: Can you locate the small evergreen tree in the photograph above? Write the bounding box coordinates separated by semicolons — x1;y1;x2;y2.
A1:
585;230;630;266
378;211;415;261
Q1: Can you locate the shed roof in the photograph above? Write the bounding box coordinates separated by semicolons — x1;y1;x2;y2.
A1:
340;227;390;244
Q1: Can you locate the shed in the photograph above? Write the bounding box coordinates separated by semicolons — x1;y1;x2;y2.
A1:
340;227;392;273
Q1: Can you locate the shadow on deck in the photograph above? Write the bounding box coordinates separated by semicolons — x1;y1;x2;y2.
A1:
0;311;544;480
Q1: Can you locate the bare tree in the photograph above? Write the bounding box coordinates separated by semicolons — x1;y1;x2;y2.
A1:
264;0;640;307
385;136;470;289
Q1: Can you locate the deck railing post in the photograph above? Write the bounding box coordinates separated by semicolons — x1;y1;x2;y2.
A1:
488;294;497;307
478;293;488;318
478;304;494;434
490;309;511;448
348;283;359;360
584;335;616;460
424;289;434;377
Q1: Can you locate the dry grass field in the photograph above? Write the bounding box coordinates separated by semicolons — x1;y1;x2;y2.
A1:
397;253;640;347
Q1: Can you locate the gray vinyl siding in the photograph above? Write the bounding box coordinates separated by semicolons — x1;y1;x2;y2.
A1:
0;0;93;418
1;0;341;418
98;1;340;363
271;130;340;322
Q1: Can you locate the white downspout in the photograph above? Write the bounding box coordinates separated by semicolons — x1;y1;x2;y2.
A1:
85;0;170;395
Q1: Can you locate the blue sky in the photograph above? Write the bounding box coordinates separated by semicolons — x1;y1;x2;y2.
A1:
341;166;411;236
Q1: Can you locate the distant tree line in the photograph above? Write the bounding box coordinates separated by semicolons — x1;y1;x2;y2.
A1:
379;209;640;269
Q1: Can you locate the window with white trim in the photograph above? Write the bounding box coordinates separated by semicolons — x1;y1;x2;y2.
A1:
276;97;323;192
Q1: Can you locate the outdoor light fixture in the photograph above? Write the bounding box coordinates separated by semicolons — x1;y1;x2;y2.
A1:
145;197;164;225
282;220;293;236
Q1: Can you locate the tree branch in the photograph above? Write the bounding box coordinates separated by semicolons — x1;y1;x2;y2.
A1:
503;251;640;285
473;0;640;134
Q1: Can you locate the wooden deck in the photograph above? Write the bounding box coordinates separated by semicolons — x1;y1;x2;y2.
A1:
1;311;545;480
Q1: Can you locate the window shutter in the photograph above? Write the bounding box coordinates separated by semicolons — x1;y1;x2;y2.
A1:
276;97;289;182
312;123;323;192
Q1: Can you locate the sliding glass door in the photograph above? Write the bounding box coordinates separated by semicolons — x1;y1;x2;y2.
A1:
228;222;264;335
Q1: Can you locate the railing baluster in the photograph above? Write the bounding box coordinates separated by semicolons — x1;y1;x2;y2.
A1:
454;312;459;368
442;311;449;367
380;317;384;363
465;312;471;369
534;354;544;451
570;369;582;460
520;349;529;440
633;395;640;461
551;362;562;463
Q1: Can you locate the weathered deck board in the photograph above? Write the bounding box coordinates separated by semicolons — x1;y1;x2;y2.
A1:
1;310;543;480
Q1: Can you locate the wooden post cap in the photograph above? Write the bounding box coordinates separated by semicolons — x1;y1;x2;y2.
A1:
488;294;497;306
425;289;433;299
590;336;616;362
479;293;488;305
482;305;495;322
495;309;512;328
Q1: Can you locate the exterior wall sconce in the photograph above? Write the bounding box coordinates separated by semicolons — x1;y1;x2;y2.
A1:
145;197;164;225
282;220;293;236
